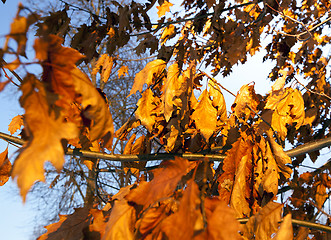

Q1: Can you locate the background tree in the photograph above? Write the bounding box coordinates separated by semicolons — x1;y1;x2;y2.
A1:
1;0;331;239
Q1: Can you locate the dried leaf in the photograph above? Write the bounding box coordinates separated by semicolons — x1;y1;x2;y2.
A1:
156;1;173;17
315;184;328;209
38;208;90;240
12;75;78;200
208;80;227;121
160;24;175;45
126;157;191;208
129;59;166;96
118;65;129;78
243;201;283;240
135;88;159;132
262;143;279;195
267;131;292;179
204;198;241;240
230;154;251;217
162;180;202;239
274;214;293;240
192;89;217;140
0;147;11;186
92;54;114;83
102;200;135;240
8;115;23;135
72;68;114;147
231;83;258;120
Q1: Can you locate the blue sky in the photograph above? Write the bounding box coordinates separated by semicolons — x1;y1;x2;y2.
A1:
0;1;38;240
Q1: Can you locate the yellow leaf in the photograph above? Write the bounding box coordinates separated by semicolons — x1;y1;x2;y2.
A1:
262;143;279;195
92;54;114;83
232;83;259;120
12;74;78;201
274;214;293;240
156;1;173;17
230;154;251;218
0;147;11;186
192;89;217;140
135;88;158;132
160;24;175;45
129;59;166;96
208;80;227;121
103;200;135;240
8;115;23;135
118;65;129;78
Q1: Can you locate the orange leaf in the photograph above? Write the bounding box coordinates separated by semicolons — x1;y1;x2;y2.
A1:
129;59;166;96
34;35;84;101
162;180;202;239
135;88;159;132
232;83;259;120
0;147;11;186
208;80;227;121
12;74;78;200
118;65;129;78
8;115;23;135
156;1;173;17
192;89;217;140
274;214;293;240
92;54;115;83
160;24;175;45
125;157;192;208
103;200;136;240
204;198;241;240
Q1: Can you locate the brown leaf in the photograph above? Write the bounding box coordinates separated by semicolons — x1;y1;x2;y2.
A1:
0;147;11;186
12;75;78;200
34;35;84;101
156;1;173;17
72;68;114;147
129;59;166;96
126;157;191;208
38;208;90;240
274;214;293;240
135;88;159;132
192;89;217;140
204;198;241;240
8;115;23;135
102;200;135;240
161;180;202;240
315;184;328;209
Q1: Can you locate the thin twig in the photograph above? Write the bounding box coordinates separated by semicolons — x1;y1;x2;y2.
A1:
2;67;20;87
294;76;331;100
200;71;236;97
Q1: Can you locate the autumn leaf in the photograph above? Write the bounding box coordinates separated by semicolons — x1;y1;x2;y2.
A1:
230;154;251;217
208;80;227;121
92;54;115;83
12;74;78;200
102;200;136;240
161;180;202;239
232;83;259;120
204;198;241;240
243;201;283;240
118;65;129;78
262;142;279;195
135;88;159;132
0;147;11;186
71;67;114;147
267;131;292;179
160;24;175;45
34;35;84;101
191;89;217;140
38;208;91;240
156;1;173;17
129;59;166;96
8;115;23;135
126;157;192;208
274;214;293;240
